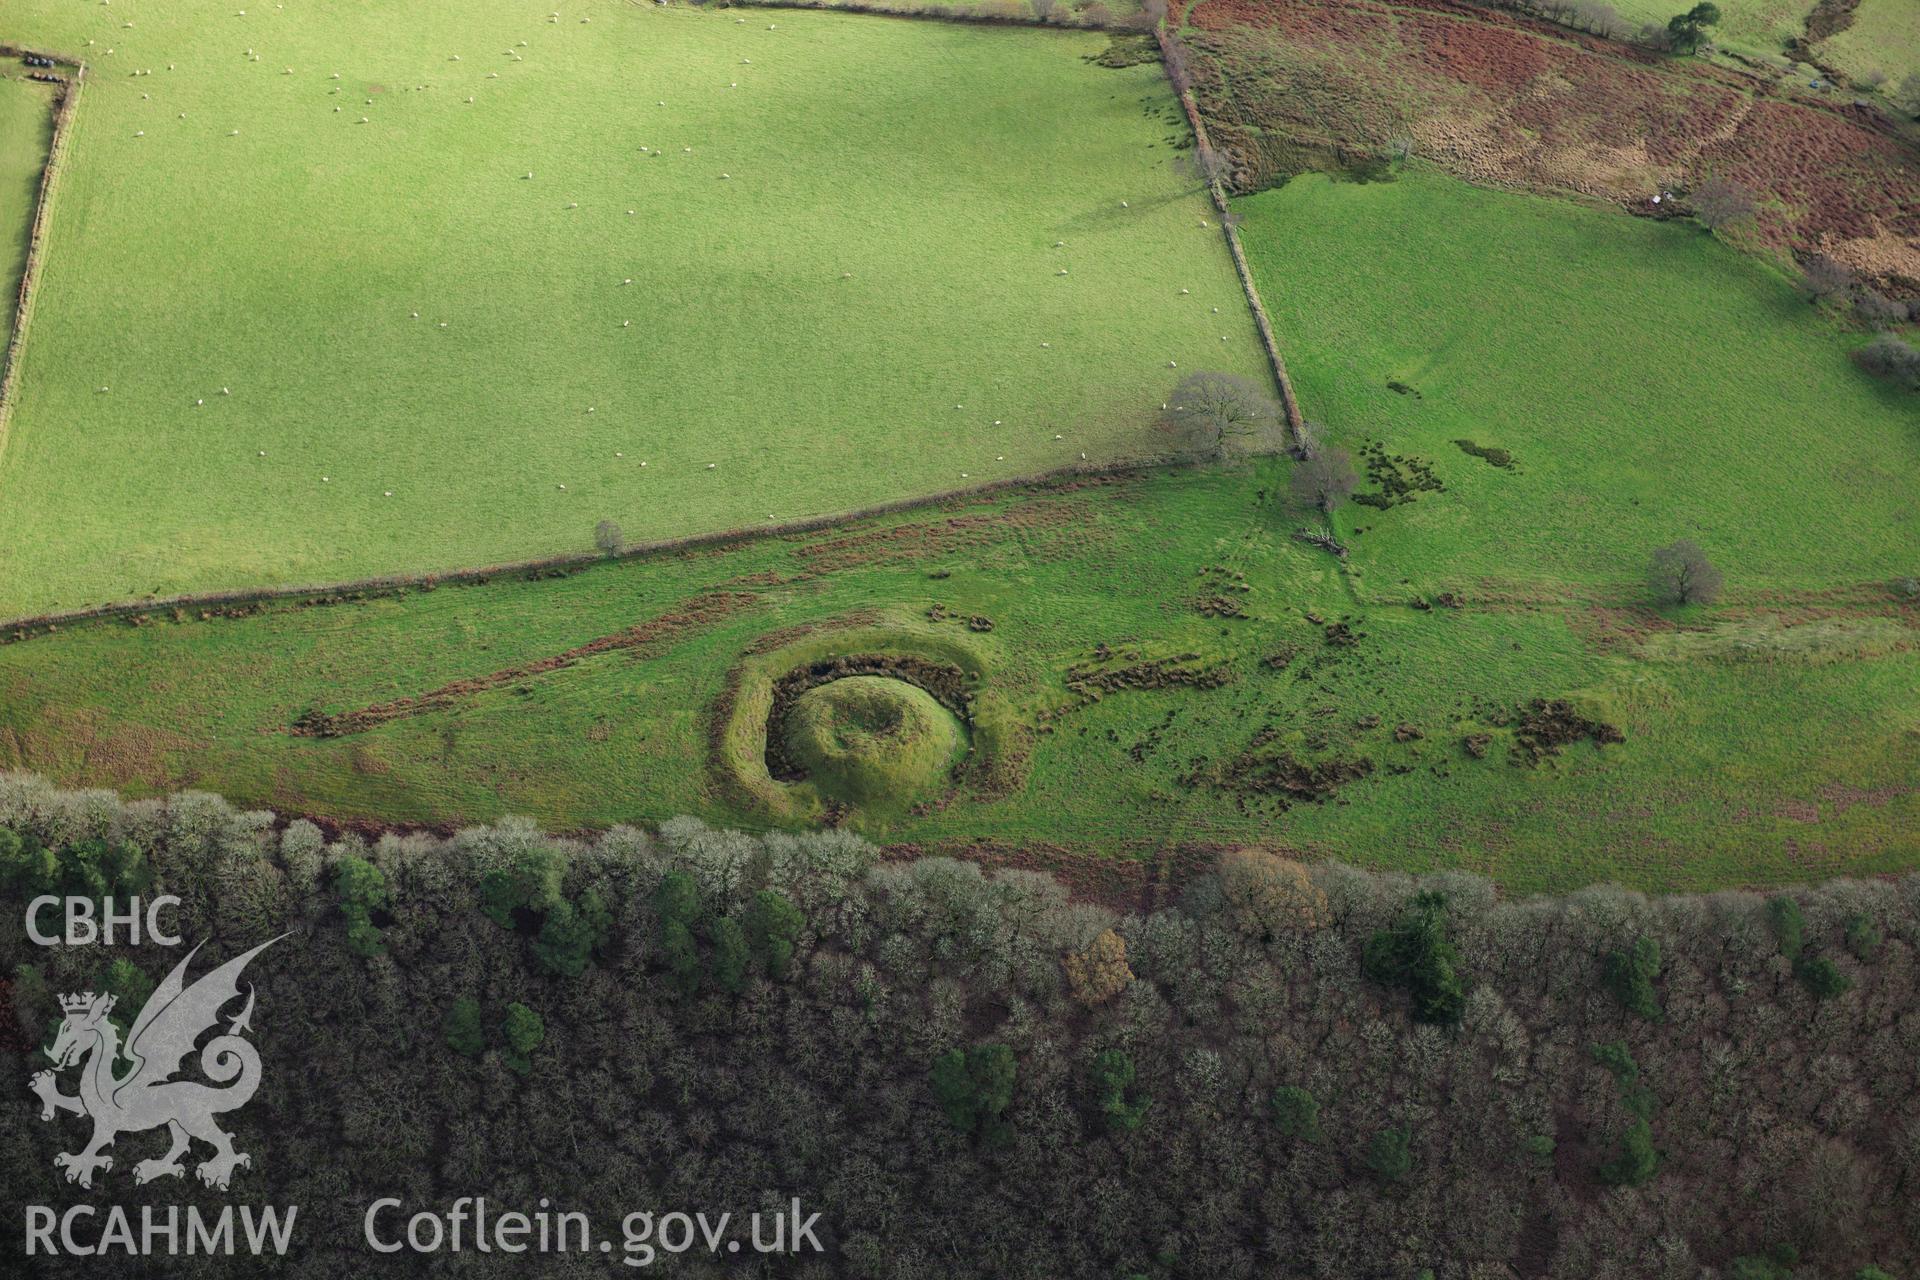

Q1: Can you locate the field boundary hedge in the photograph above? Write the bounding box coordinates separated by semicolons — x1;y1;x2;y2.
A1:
0;50;84;464
1154;28;1306;445
0;453;1208;636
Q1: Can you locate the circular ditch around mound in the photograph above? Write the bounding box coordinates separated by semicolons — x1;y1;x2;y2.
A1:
712;624;1028;828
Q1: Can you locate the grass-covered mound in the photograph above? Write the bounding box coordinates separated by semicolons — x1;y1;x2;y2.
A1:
712;619;1022;829
0;0;1260;616
778;675;965;812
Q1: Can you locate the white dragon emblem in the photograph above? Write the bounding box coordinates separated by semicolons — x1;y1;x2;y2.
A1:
28;936;283;1191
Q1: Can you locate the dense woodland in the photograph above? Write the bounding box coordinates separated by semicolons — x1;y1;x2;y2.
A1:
1;774;1916;1278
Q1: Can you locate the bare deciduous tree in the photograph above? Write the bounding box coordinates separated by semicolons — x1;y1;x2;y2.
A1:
1162;371;1278;462
1801;253;1856;306
1650;538;1723;605
1852;333;1920;389
1294;419;1325;461
1289;447;1358;514
594;519;625;555
1853;289;1909;330
1690;177;1756;232
1186;145;1232;190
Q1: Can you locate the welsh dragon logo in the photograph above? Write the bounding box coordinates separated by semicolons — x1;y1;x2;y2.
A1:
29;937;283;1191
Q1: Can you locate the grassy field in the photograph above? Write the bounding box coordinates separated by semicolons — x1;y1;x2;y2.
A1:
2;170;1914;894
2;457;1913;894
1234;169;1920;595
0;65;57;358
0;0;1259;617
1601;0;1816;59
1816;0;1920;88
10;162;1920;896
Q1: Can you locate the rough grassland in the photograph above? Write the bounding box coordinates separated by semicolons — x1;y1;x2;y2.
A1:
3;459;1915;895
1234;169;1920;595
1816;0;1920;87
0;0;1259;617
0;67;56;357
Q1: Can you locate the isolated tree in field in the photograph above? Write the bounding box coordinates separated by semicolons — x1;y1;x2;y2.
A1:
1852;333;1920;389
1690;177;1755;232
1649;539;1723;605
1289;447;1358;515
594;519;624;555
1665;2;1719;53
1162;371;1277;461
1801;253;1855;306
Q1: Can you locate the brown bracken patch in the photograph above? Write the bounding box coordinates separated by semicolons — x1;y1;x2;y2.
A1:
291;590;759;736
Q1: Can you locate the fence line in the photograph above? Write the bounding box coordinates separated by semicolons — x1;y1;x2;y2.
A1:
1154;28;1306;445
1;455;1190;636
0;50;85;460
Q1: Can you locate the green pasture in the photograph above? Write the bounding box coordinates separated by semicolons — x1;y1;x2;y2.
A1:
1233;169;1920;599
1815;0;1920;89
0;0;1257;617
1;40;1914;893
3;457;1915;893
1601;0;1817;59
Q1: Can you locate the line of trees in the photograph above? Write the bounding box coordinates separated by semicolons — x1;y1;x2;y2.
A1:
3;777;1917;1277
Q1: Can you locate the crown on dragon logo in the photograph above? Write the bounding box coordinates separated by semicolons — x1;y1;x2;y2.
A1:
32;936;284;1192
